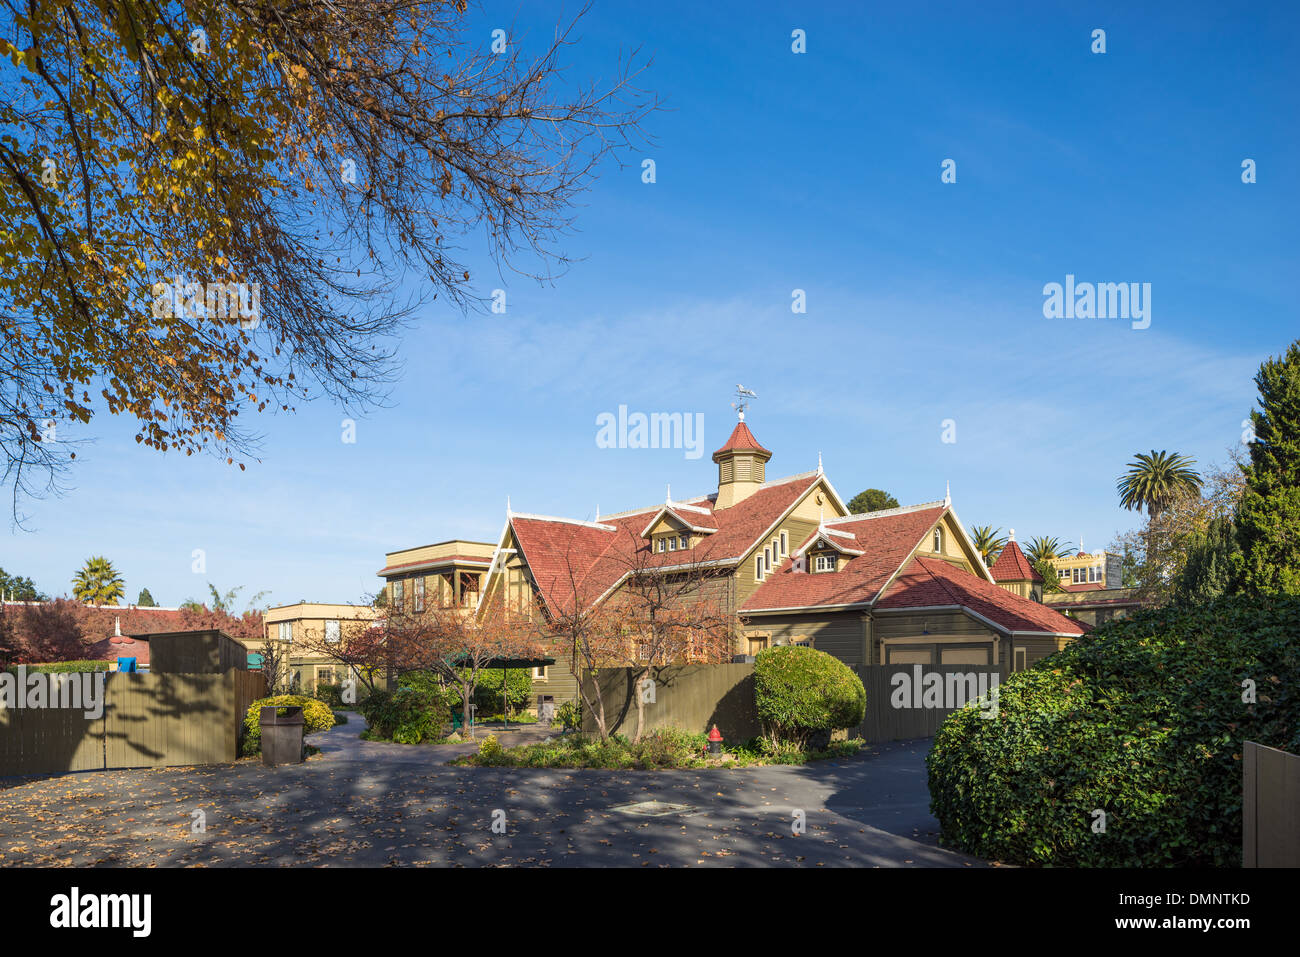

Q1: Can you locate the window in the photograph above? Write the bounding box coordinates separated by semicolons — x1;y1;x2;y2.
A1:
392;580;404;612
814;553;837;573
324;620;340;643
668;536;677;551
755;555;764;580
933;528;943;552
764;546;772;572
1059;568;1070;580
532;666;548;681
1014;648;1027;672
771;537;779;562
1089;565;1103;583
413;577;425;612
316;667;334;685
277;621;292;642
658;538;666;553
780;530;788;556
679;534;689;550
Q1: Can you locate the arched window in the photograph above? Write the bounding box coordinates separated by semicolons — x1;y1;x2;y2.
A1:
933;527;943;553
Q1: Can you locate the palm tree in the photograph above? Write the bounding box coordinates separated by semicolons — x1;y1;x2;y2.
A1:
969;525;1008;567
72;556;125;605
1117;450;1203;521
1024;536;1073;566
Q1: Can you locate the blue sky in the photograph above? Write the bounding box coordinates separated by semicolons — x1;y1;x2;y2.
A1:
7;1;1298;608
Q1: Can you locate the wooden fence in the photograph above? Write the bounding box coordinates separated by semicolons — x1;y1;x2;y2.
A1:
580;664;760;742
577;662;1007;745
1243;741;1300;867
0;668;264;776
851;664;1008;744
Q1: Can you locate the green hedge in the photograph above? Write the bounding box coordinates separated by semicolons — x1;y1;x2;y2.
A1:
927;595;1300;866
472;668;533;715
241;695;336;756
6;660;114;673
753;646;866;746
360;687;450;744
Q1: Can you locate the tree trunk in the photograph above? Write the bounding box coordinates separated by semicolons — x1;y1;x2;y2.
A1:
461;682;474;739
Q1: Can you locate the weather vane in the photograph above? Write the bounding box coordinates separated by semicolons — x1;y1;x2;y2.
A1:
731;384;757;421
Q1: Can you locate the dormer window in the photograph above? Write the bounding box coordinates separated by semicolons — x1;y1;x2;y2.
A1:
814;553;837;573
780;531;788;556
668;536;677;551
657;538;666;553
679;534;689;550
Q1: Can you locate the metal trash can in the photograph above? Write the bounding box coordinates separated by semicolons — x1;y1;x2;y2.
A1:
261;705;305;766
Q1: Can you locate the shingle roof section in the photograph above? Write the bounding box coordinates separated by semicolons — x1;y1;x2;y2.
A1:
989;539;1041;582
878;557;1084;635
741;506;945;611
511;473;821;615
712;421;771;461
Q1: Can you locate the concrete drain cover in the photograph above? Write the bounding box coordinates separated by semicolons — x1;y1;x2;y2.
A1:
609;801;695;817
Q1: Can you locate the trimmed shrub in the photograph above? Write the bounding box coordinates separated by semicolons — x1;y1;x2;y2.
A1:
754;646;866;747
927;595;1300;866
242;694;336;756
360;687;450;744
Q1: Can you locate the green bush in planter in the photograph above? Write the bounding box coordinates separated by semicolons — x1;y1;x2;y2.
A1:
242;695;335;756
927;595;1300;867
753;646;866;747
360;687;450;744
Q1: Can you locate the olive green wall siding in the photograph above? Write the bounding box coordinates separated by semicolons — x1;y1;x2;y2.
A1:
742;610;869;666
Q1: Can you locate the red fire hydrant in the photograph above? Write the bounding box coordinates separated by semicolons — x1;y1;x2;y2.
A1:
707;724;723;755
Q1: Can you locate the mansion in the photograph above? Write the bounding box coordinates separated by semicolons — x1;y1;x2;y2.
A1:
373;414;1089;700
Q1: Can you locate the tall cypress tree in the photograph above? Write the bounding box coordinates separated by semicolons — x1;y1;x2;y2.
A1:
1237;339;1300;595
1175;516;1239;604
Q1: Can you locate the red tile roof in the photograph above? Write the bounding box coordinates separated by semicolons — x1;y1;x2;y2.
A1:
511;473;821;615
877;558;1084;636
741;506;945;612
1059;582;1105;592
712;421;771;461
989;539;1041;582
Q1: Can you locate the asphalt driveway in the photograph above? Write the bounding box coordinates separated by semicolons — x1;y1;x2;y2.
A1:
0;716;982;867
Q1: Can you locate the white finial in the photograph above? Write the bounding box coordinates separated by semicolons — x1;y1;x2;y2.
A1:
1079;534;1084;554
944;480;951;506
595;504;600;520
506;495;512;517
1009;528;1016;541
817;451;823;474
666;483;672;504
